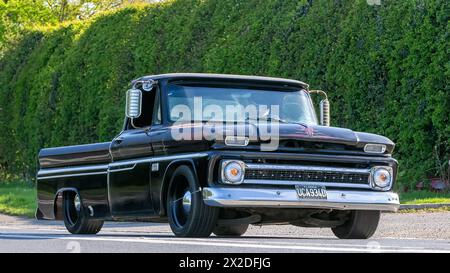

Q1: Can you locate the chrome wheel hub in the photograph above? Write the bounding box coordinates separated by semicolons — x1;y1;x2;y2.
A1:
182;191;192;214
74;194;81;212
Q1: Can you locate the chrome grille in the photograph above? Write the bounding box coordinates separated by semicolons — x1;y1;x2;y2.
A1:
245;169;369;184
243;164;371;188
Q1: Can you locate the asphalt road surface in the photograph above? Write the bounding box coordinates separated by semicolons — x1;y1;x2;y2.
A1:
0;212;449;253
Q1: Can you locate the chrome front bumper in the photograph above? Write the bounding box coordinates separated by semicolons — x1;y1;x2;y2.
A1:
203;187;400;212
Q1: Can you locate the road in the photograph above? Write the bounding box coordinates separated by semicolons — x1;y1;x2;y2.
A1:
0;212;449;253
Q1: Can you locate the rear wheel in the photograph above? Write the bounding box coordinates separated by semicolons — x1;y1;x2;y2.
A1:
331;210;380;239
167;165;219;237
213;224;249;237
62;191;103;234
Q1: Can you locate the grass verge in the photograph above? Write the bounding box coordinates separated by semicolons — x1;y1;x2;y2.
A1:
399;191;450;205
399;207;450;213
0;182;36;217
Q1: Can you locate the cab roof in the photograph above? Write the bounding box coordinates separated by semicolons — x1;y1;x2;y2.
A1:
132;73;309;90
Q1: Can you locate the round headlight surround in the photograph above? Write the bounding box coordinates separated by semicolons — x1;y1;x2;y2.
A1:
221;160;245;184
371;167;393;190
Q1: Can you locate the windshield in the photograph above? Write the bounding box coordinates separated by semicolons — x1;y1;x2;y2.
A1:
167;84;318;125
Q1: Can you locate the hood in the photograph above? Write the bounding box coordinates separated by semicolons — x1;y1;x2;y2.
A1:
275;124;394;149
168;123;395;154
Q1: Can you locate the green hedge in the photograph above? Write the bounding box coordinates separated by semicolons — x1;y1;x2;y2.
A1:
0;0;448;187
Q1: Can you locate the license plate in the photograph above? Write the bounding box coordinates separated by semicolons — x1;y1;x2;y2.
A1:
295;185;328;200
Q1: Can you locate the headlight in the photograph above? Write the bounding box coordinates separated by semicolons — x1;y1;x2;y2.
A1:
371;167;393;190
221;160;245;184
364;144;387;154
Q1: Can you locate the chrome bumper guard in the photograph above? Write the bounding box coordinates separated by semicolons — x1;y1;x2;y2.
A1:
203;187;400;212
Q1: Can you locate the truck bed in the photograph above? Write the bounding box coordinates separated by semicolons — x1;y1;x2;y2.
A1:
38;142;112;169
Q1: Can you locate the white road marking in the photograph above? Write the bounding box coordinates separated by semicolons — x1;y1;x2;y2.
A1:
3;222;449;242
0;226;68;233
0;233;448;253
384;236;450;241
0;225;448;251
166;237;437;250
0;226;413;249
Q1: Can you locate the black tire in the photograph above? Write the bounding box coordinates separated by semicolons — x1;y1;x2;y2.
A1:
331;210;380;239
213;224;249;237
167;165;219;237
62;191;103;234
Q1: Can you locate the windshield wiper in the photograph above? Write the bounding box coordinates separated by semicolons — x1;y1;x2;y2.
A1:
268;115;308;128
245;114;308;128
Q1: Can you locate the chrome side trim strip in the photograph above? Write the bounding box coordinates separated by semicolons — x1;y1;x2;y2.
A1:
37;171;108;180
37;164;109;177
203;187;400;212
108;152;208;167
245;163;371;174
242;179;371;189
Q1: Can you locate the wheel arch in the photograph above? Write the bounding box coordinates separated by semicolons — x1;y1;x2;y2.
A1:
53;187;80;220
159;159;206;216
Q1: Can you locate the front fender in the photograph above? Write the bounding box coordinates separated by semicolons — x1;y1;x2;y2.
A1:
158;158;207;216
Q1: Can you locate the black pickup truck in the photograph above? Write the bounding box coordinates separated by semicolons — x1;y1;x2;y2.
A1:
36;73;399;239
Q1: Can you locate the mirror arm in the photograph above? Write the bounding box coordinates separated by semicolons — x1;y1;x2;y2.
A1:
308;90;328;100
132;79;157;91
308;89;330;127
130;118;139;129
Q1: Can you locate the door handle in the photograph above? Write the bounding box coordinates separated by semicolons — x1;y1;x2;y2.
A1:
109;163;136;172
114;137;124;145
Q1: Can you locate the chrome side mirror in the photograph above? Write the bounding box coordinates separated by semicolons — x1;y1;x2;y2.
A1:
309;90;330;127
320;98;330;127
125;89;142;118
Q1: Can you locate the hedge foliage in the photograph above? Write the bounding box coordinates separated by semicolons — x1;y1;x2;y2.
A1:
0;0;448;187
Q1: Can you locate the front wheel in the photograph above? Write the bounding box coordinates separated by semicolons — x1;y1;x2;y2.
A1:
331;210;380;239
62;191;103;234
167;165;219;237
